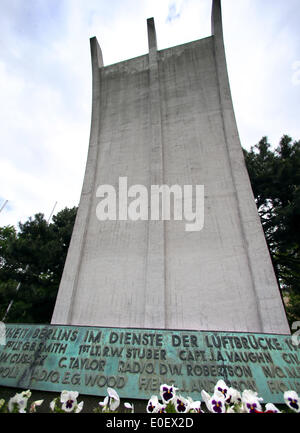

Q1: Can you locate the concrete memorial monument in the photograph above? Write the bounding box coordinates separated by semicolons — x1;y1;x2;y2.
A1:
52;0;289;335
0;0;297;404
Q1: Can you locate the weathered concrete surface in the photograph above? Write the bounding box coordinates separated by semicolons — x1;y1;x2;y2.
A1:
51;0;290;334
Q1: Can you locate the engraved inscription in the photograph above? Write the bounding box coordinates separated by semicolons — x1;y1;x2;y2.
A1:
0;324;299;402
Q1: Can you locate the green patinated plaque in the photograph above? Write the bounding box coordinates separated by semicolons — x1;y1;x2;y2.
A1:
0;324;299;403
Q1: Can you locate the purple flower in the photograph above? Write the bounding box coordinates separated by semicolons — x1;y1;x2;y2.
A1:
242;389;263;413
175;396;190;413
160;384;177;404
147;402;156;412
176;399;187;413
215;380;228;394
146;396;159;413
60;390;79;413
284;391;300;413
156;404;167;413
162;387;173;402
246;402;260;413
211;399;224;413
288;398;299;410
201;390;226;414
190;401;204;413
66;399;74;409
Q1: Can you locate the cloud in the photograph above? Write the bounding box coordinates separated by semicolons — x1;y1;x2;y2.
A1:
222;0;300;149
166;3;181;23
0;0;91;227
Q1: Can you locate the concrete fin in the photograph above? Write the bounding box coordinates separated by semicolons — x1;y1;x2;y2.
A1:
211;0;223;38
90;36;104;69
147;17;157;51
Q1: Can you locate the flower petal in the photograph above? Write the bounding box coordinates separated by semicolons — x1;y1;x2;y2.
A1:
107;387;120;401
284;390;300;412
146;395;159;413
75;401;84;413
265;403;280;413
175;396;190;413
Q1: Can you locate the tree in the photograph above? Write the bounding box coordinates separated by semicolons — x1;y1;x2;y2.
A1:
243;135;300;325
0;207;77;323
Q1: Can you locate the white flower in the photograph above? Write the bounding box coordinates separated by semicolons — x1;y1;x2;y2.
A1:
99;388;120;412
174;395;191;413
146;395;159;413
21;390;32;399
50;398;57;412
242;389;263;413
29;399;44;413
201;389;226;413
60;390;79;412
190;400;204;413
215;380;229;398
107;387;120;411
214;380;242;406
75;401;84;413
8;392;29;413
154;402;167;413
160;384;177;405
99;396;109;411
284;390;300;413
208;392;226;413
201;390;211;405
124;402;134;413
265;403;281;413
227;387;242;405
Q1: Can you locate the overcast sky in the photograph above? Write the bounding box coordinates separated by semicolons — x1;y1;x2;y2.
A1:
0;0;299;228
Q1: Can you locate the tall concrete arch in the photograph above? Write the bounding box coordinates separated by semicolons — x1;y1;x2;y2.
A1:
51;0;290;334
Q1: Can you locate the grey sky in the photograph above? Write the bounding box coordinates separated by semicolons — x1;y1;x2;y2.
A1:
0;0;299;228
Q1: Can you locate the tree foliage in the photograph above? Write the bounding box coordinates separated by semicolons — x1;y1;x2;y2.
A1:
244;135;300;324
0;207;77;323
